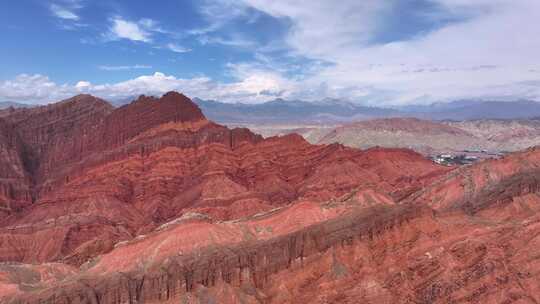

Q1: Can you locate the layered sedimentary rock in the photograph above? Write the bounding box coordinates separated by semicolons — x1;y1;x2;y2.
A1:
0;118;32;216
5;158;540;303
3;202;427;303
0;92;448;267
408;146;540;215
2;92;540;303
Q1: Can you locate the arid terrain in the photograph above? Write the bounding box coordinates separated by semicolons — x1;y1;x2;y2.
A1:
0;92;538;303
240;118;540;156
3;0;540;302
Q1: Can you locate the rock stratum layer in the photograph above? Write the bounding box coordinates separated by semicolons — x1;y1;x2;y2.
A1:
1;92;540;303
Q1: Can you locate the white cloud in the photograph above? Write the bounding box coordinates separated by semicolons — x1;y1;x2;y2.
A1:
8;1;540;105
188;0;253;35
50;4;79;20
109;18;151;42
75;81;91;89
88;72;208;99
241;0;388;59
214;0;540;105
0;74;74;102
106;17;183;49
224;62;292;97
166;43;191;53
98;65;153;71
138;18;170;34
3;66;540;106
0;71;296;104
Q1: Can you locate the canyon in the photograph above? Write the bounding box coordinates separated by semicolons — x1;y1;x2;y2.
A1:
1;92;540;303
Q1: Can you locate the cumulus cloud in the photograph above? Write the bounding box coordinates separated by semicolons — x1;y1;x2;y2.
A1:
0;70;297;104
0;74;74;102
75;81;91;89
224;63;294;99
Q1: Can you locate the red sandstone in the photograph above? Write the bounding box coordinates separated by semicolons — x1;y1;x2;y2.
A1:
1;92;539;303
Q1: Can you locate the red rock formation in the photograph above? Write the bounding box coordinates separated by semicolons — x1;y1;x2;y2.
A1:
6;167;540;303
3;91;539;303
0;118;33;216
0;92;448;268
408;146;540;214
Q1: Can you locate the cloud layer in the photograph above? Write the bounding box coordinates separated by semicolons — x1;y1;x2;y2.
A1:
4;0;540;105
228;0;540;105
0;69;291;104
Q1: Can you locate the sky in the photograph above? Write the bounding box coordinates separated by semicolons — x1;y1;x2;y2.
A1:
1;0;540;105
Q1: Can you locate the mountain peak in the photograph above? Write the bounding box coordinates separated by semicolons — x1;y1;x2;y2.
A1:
162;90;188;100
60;94;111;106
129;91;206;122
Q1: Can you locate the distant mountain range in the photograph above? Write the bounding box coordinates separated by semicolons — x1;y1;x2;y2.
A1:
4;96;540;123
400;100;540;120
193;98;540;123
191;97;401;123
245;117;540;156
0;101;33;109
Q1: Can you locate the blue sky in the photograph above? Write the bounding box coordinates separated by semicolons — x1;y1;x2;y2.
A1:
1;0;539;105
0;0;282;83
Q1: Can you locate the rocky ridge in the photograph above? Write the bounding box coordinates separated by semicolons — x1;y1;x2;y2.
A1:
1;93;540;303
0;92;447;266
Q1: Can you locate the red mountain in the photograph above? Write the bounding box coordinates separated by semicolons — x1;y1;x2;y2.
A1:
1;92;539;303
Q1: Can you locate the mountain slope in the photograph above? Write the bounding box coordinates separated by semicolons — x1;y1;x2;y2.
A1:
446;119;540;151
2;92;540;303
0;92;447;269
315;118;485;155
4;147;540;303
407;100;540;120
